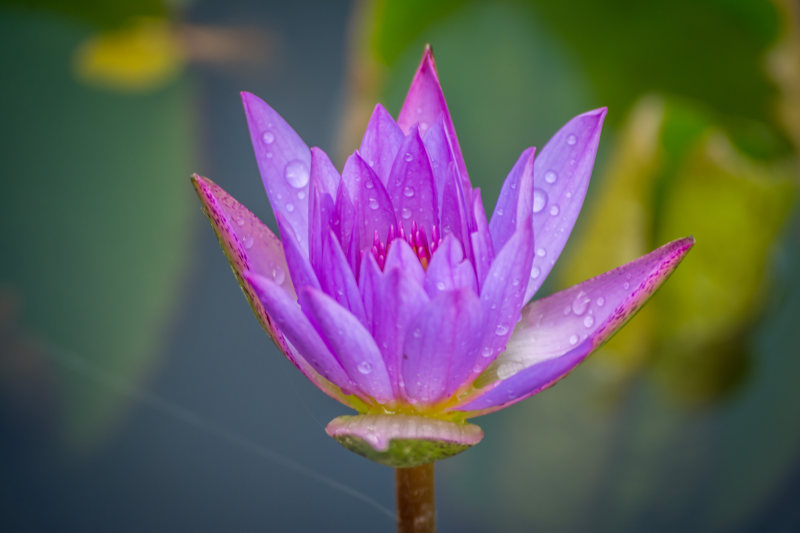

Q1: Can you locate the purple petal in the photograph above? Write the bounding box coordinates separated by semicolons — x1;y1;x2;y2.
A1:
366;268;429;399
333;181;358;268
245;272;361;397
525;108;607;301
489;147;535;250
403;289;483;405
300;288;394;403
453;237;695;415
383;238;425;285
343;152;397;252
241;92;311;251
387;128;438;237
276;213;320;291
424;235;477;297
359;103;404;184
310;147;340;200
319;230;367;324
397;46;469;188
470;190;495;287
308;160;335;276
471;217;534;377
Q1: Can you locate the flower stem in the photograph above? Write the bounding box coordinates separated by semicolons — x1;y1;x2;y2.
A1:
395;463;436;533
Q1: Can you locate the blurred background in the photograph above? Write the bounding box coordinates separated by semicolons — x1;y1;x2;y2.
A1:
1;0;799;531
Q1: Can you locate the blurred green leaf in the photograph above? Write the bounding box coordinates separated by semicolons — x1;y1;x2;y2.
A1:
0;0;168;28
0;8;195;448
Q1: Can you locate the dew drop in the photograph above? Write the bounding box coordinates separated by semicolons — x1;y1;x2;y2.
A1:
266;152;273;159
403;186;415;198
297;191;306;200
495;324;509;336
512;278;520;286
368;197;379;210
284;160;310;188
569;334;578;345
549;204;560;216
242;236;254;249
567;134;577;145
401;207;412;219
530;266;541;279
403;152;414;162
596;297;605;307
286;203;295;213
436;281;446;291
261;131;275;144
571;290;590;315
235;216;245;226
481;346;493;358
412;328;422;338
536;247;546;257
357;361;373;375
365;180;374;189
544;170;558;184
532;188;548;213
272;268;285;285
583;315;595;328
623;281;630;290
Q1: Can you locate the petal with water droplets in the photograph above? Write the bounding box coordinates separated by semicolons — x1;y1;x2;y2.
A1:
241;92;311;252
300;287;394;403
387;128;438;237
524;107;607;301
489;147;535;251
454;237;694;415
359;103;404;184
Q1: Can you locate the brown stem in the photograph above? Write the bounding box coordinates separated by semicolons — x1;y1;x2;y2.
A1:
395;463;436;533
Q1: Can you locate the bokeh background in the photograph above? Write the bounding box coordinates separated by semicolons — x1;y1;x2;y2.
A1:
2;0;799;531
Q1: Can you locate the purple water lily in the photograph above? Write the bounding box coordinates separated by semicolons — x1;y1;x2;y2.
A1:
192;47;692;467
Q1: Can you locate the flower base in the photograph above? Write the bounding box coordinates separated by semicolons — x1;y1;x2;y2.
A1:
326;414;483;467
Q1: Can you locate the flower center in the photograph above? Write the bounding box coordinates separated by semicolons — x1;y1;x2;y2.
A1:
371;221;441;270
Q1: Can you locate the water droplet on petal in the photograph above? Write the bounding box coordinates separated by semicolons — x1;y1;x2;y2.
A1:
495;324;509;336
261;131;275;144
569;334;578;345
412;328;422;338
401;208;412;219
530;266;541;279
566;134;577;145
235;216;245;226
403;186;415;198
536;247;546;257
242;236;254;249
481;346;493;358
623;281;630;290
297;190;306;200
596;297;605;307
358;361;373;375
266;152;273;159
549;205;560;216
532;188;547;213
368;197;379;210
272;268;285;284
284;160;310;188
571;290;590;315
365;180;374;189
403;152;414;162
583;315;595;328
544;170;558;184
436;281;446;291
286;203;295;213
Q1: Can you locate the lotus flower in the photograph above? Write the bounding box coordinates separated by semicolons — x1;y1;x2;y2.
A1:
192;47;693;467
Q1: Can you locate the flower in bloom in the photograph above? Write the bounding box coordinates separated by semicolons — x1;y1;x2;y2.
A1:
192;47;693;467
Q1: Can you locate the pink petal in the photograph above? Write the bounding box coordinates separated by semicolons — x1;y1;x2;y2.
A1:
397;46;469;189
424;235;477;297
241;92;311;252
453;237;695;415
308;157;335;277
275;213;320;291
489;147;535;250
383;238;425;285
359;103;404;184
524;107;607;302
